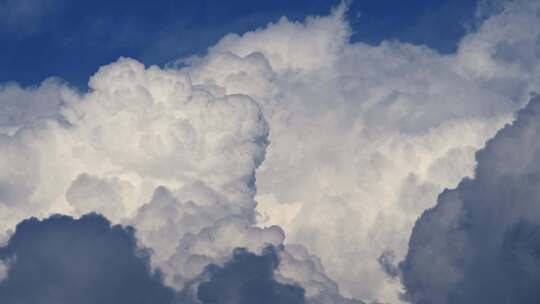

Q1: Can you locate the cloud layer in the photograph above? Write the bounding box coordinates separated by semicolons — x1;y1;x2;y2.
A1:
0;213;312;304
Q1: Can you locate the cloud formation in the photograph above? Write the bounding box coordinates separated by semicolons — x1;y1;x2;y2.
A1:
183;0;540;301
0;1;540;303
0;213;315;304
401;95;540;304
196;246;305;304
0;45;350;304
0;79;75;132
0;213;176;304
0;56;268;239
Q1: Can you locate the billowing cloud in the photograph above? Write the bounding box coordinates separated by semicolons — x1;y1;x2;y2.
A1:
400;95;540;304
165;214;285;288
0;79;76;133
195;246;305;304
182;0;540;301
0;1;539;303
0;45;350;304
0;213;177;304
160;212;357;304
0;56;268;240
0;213;316;304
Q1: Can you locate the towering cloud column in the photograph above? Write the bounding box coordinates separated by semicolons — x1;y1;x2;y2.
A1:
183;1;540;301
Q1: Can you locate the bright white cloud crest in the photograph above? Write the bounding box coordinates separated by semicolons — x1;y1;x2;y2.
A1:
1;1;540;303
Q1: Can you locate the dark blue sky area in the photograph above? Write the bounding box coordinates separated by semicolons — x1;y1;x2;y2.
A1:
0;0;478;88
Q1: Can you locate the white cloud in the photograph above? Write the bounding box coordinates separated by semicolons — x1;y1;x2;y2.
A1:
183;0;540;301
0;79;76;133
0;57;268;261
0;1;539;303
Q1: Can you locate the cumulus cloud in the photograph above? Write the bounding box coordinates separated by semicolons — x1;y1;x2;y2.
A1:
400;95;540;304
182;0;540;301
195;246;305;304
0;0;539;303
0;56;268;239
0;79;76;133
0;55;288;302
0;212;317;304
162;213;356;304
166;215;284;287
0;213;177;304
277;244;363;304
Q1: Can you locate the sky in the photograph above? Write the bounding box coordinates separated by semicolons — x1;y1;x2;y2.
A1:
2;0;540;304
1;0;478;87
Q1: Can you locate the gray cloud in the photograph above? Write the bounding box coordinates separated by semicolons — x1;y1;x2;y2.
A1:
187;1;540;300
0;212;312;304
0;213;176;304
196;246;305;304
400;96;540;304
0;79;76;132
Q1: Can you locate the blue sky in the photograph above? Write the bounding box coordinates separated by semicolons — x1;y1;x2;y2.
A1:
1;0;477;88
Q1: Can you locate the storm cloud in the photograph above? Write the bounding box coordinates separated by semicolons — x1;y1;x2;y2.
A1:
401;96;540;304
0;213;176;304
196;246;305;304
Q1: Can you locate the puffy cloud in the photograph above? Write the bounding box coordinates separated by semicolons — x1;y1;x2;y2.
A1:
400;96;540;304
163;213;357;304
0;211;320;304
182;0;540;301
0;55;281;300
194;246;305;304
204;3;349;73
66;173;128;220
277;244;363;304
1;1;540;303
0;213;177;304
165;214;285;287
0;79;76;133
0;56;268;241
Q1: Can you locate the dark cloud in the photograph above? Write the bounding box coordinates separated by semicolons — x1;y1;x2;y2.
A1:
0;213;177;304
197;246;305;304
400;95;540;304
0;213;308;304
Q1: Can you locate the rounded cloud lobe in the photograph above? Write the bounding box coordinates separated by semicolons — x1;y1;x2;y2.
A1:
0;1;540;303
